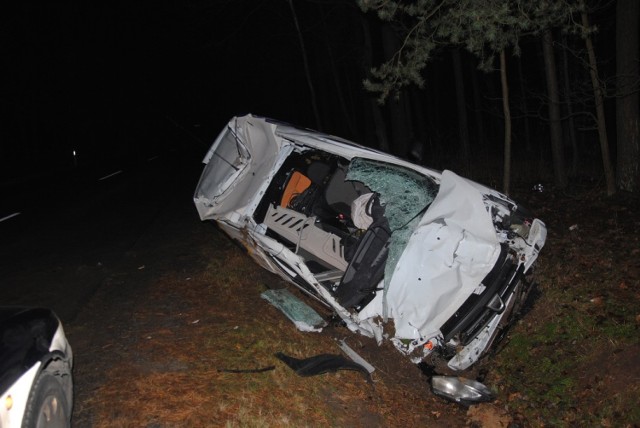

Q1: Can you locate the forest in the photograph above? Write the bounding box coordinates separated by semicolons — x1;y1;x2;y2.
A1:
285;0;638;196
1;0;638;197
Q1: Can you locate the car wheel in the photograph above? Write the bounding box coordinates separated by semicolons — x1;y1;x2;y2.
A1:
21;371;71;428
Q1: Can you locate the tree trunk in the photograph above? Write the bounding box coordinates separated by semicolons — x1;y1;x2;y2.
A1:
321;9;357;138
287;0;322;130
561;35;579;177
616;0;640;192
582;12;616;196
542;30;568;189
470;59;485;154
500;50;512;196
408;90;428;164
516;57;532;156
452;49;471;175
381;23;411;157
360;15;390;152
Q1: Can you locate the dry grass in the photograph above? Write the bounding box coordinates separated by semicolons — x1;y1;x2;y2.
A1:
488;186;640;426
70;184;640;427
74;237;464;427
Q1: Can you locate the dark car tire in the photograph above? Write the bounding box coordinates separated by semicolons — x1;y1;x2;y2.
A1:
21;371;71;428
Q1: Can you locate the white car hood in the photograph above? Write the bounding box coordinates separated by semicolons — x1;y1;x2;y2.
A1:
384;170;501;340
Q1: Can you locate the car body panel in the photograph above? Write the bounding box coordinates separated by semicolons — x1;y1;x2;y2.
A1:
0;362;41;428
386;170;501;341
0;307;59;394
0;307;73;428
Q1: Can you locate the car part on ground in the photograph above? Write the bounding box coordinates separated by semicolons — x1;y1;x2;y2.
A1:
275;352;372;382
194;114;547;373
430;375;495;406
260;288;327;332
336;339;375;375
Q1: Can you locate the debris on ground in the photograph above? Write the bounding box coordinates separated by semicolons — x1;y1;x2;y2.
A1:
275;352;372;382
261;288;327;332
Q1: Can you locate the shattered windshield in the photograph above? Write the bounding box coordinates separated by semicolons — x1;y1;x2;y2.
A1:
347;158;436;230
346;158;439;288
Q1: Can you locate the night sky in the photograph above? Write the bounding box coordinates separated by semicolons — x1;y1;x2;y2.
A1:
2;1;343;179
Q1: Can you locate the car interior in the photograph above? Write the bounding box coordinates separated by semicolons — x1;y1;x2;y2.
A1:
253;150;390;309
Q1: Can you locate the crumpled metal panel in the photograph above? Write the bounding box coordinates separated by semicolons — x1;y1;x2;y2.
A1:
386;170;501;341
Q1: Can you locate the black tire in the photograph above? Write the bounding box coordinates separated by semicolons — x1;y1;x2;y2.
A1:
21;371;71;428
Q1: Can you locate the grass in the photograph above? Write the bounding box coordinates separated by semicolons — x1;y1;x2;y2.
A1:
79;239;459;427
72;184;640;427
488;187;640;427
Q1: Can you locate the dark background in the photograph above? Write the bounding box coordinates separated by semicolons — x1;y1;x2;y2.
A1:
2;1;339;181
0;1;619;195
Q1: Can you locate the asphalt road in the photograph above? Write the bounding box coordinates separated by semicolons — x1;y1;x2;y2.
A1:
0;148;208;323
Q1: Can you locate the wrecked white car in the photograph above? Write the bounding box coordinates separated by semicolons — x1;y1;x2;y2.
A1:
194;114;546;372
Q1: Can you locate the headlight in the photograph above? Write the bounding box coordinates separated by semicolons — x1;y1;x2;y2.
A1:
430;375;495;405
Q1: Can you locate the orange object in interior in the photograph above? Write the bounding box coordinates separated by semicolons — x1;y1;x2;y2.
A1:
281;171;311;207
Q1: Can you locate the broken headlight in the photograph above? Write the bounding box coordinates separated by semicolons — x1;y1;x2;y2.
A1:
430;375;495;405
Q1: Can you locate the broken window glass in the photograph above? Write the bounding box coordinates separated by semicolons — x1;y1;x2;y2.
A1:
346;158;439;290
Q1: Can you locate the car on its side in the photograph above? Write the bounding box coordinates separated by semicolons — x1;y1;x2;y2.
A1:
194;114;546;372
0;307;73;428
